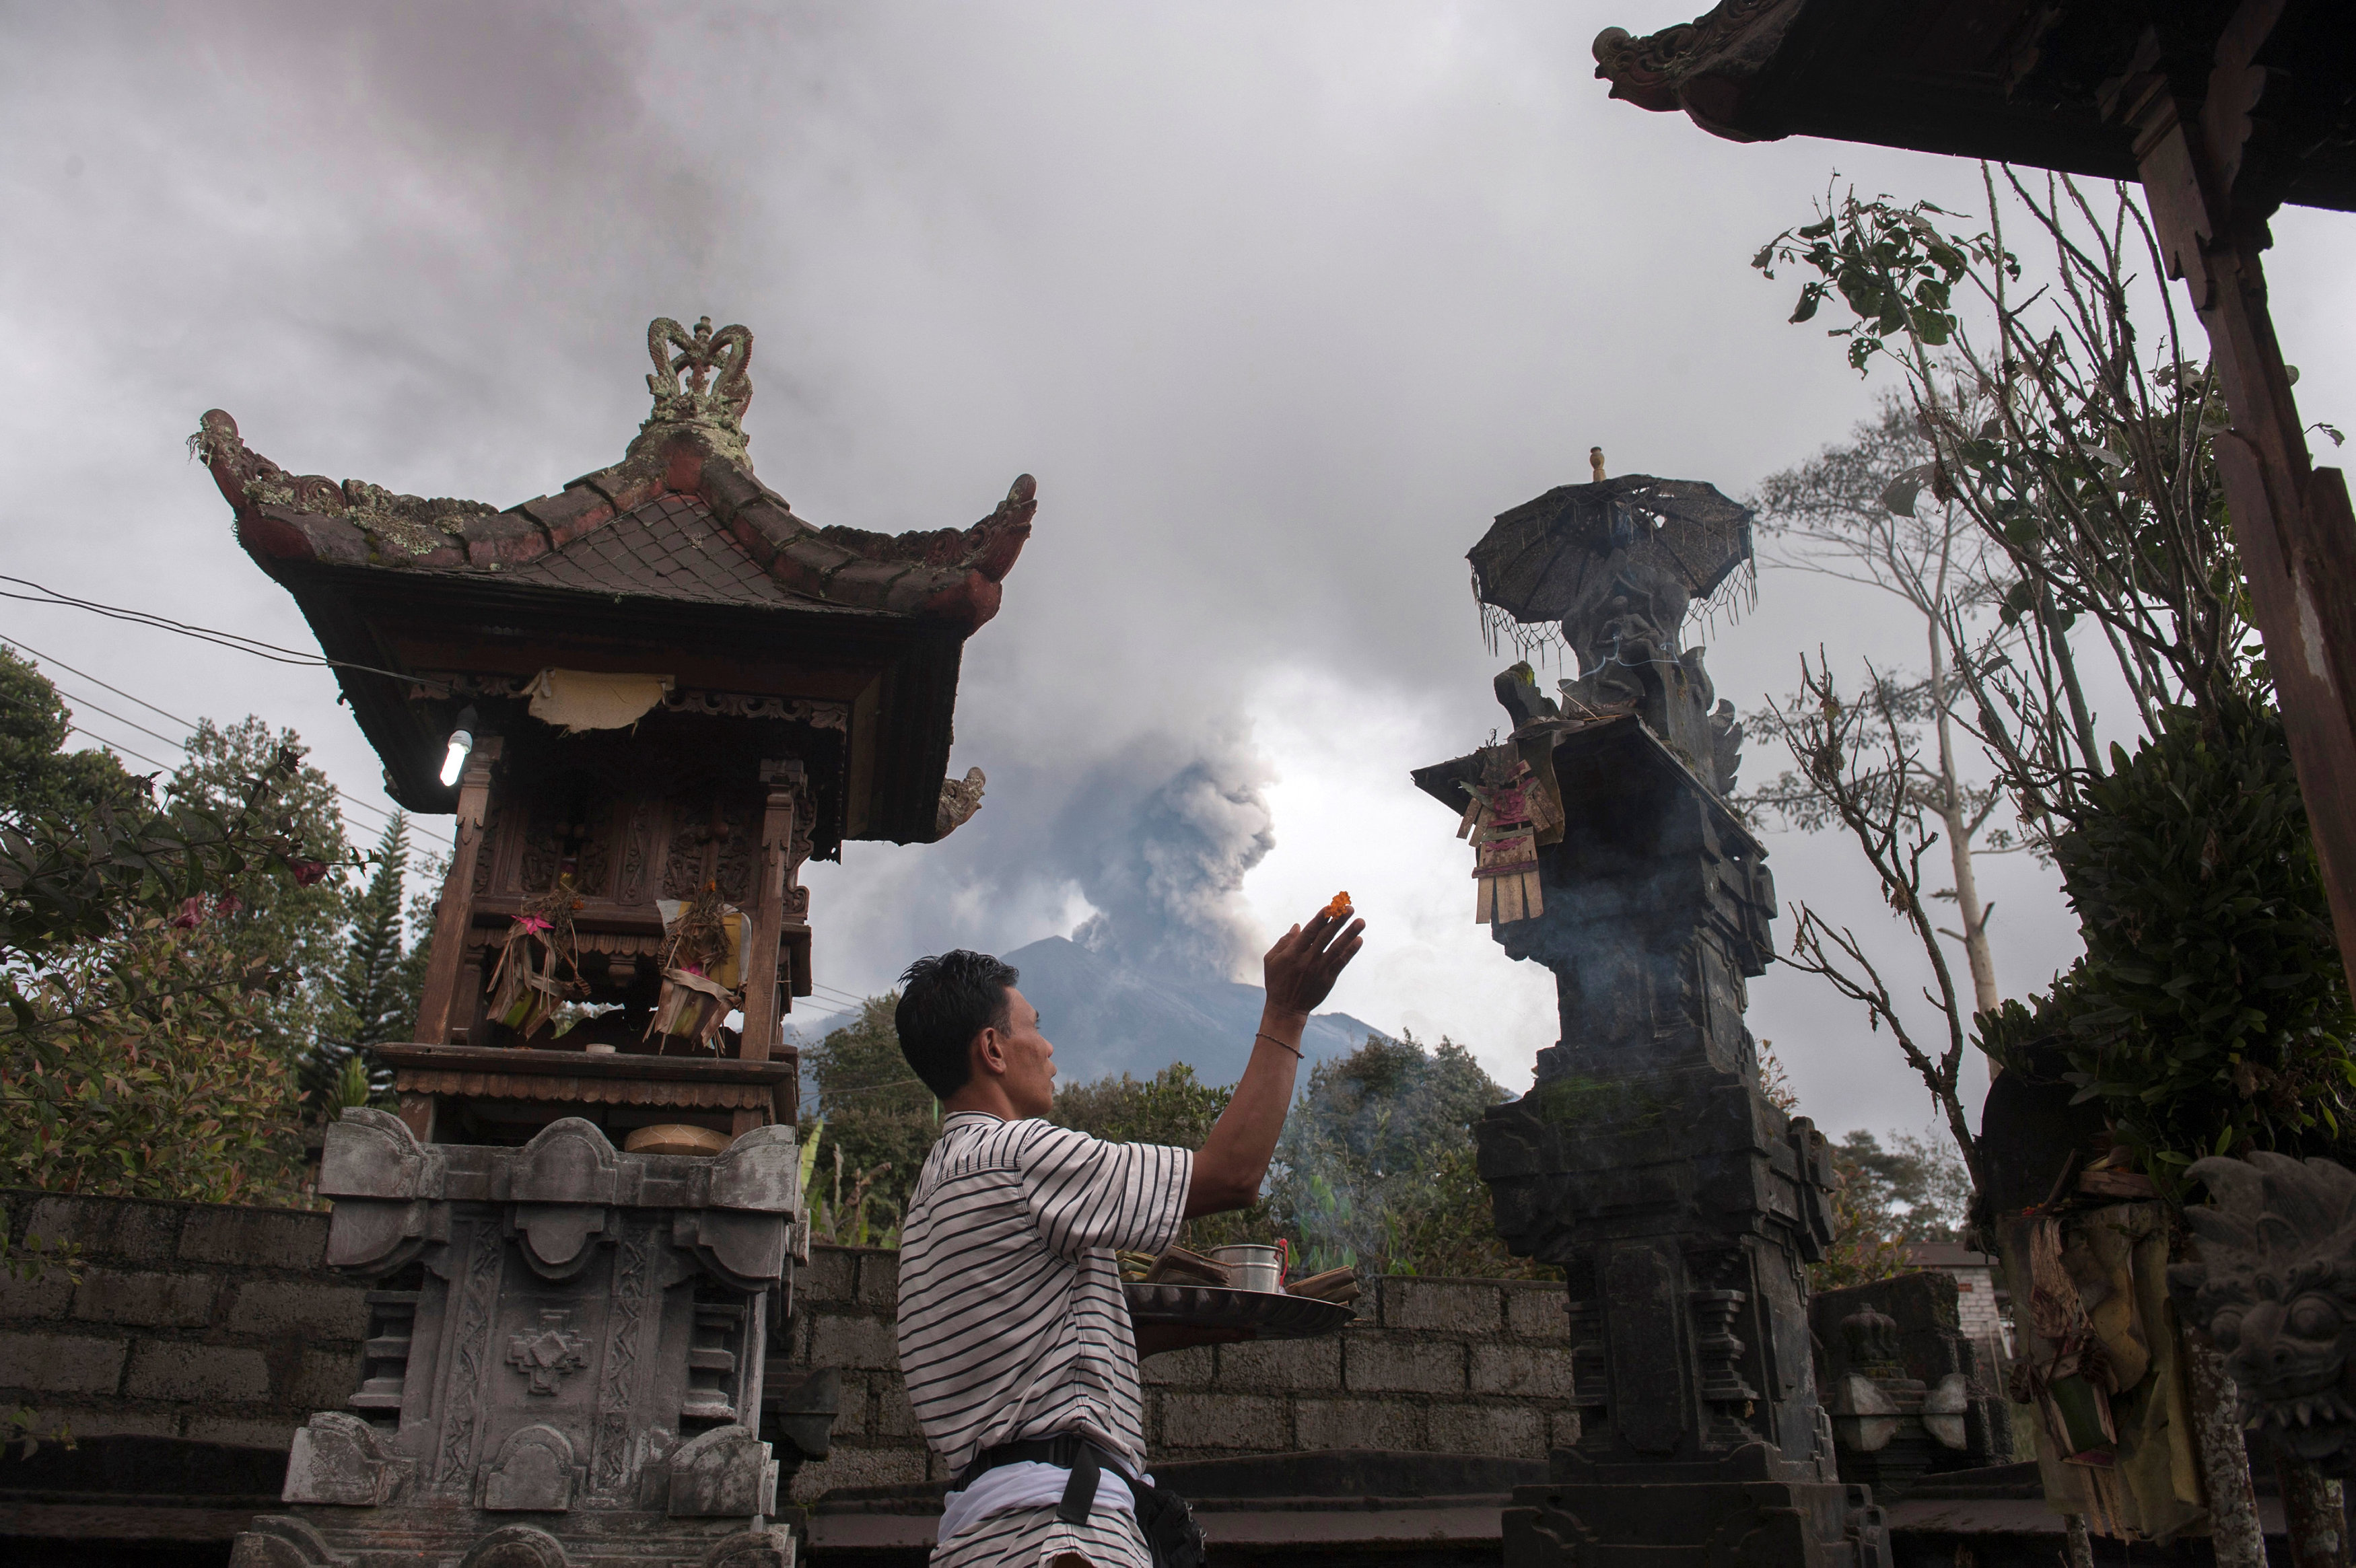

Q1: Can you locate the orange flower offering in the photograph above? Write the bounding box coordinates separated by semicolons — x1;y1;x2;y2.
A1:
1321;890;1354;921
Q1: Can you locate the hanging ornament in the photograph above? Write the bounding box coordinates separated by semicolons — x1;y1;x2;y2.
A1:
485;878;586;1040
1459;746;1558;925
648;880;747;1053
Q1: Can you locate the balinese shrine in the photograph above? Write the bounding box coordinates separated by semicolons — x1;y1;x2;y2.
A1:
189;316;1030;1567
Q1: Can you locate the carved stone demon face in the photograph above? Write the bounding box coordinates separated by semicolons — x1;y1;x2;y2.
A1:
2169;1152;2356;1463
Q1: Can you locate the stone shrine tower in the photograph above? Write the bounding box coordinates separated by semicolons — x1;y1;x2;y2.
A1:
1415;470;1888;1567
195;316;1032;1567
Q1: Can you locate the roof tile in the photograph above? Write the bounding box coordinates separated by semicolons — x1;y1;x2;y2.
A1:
439;492;802;608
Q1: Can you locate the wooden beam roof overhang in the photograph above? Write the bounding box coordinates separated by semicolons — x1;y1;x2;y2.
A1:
193;316;1031;851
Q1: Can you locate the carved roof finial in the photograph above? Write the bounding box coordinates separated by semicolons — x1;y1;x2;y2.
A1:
642;316;755;460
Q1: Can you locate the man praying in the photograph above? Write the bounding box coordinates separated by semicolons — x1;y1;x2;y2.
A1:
891;906;1364;1568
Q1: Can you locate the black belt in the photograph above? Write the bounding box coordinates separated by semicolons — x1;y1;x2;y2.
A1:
957;1434;1135;1525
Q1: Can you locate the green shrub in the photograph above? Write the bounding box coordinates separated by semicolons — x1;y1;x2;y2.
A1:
1978;694;2355;1178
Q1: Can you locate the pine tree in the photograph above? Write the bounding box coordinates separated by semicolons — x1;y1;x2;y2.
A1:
305;813;412;1110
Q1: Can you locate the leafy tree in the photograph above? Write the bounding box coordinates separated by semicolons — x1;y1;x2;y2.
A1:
305;812;415;1113
1743;395;2013;1016
1;741;325;1205
168;718;353;1064
1758;1047;1918;1289
797;993;938;1246
0;649;143;832
1265;1033;1540;1279
1056;1061;1231;1146
1745;170;2353;1199
1836;1127;1972;1244
1;916;308;1203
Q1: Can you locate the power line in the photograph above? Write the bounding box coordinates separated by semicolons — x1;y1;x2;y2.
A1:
0;667;398;830
1;636;195;729
1;574;444;688
50;684;187;754
65;725;178;776
1;636;398;828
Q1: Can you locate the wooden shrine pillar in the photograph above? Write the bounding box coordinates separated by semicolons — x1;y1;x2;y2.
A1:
738;758;803;1065
2114;11;2356;983
413;736;503;1047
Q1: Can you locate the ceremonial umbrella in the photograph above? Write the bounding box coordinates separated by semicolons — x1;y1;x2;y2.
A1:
1467;474;1752;656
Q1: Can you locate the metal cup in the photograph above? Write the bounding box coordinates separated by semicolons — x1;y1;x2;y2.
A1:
1209;1244;1282;1293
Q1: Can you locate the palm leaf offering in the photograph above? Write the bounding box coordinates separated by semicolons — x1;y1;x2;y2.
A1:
485;877;586;1040
647;880;743;1050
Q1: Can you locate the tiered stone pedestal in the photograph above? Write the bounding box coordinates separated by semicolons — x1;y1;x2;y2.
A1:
229;1110;802;1568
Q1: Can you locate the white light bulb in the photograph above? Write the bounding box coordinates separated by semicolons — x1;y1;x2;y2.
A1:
440;729;474;787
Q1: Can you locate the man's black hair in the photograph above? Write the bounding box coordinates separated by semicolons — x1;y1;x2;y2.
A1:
895;950;1020;1099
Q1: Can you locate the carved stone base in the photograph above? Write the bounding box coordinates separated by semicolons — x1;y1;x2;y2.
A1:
1502;1448;1890;1568
231;1510;793;1567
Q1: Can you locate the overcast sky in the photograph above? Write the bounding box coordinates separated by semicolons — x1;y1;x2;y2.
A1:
5;2;2351;1145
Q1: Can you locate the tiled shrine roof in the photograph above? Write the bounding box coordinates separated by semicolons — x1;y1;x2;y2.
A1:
194;315;1035;635
477;491;800;611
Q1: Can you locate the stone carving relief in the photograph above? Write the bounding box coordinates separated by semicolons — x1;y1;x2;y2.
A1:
2170;1151;2356;1464
937;766;987;840
506;1310;591;1395
232;1110;812;1568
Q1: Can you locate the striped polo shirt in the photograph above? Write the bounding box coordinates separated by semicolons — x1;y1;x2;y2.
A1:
896;1112;1193;1478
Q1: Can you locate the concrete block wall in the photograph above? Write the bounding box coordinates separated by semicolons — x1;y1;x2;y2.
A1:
775;1246;1572;1503
0;1190;1573;1507
0;1188;367;1449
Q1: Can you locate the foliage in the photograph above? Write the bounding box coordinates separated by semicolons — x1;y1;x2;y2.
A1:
1809;1159;1917;1291
0;697;332;1207
796;993;937;1247
169;718;353;1064
1978;696;2355;1179
1057;1060;1230;1145
304;813;417;1113
1743;392;2015;1029
1754;172;2260;810
1758;1050;1964;1289
1837;1127;1972;1244
0;649;139;831
1266;1033;1541;1279
1;739;319;1007
0;915;309;1204
1750;171;2353;1194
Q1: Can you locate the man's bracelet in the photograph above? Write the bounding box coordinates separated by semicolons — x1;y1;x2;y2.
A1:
1255;1031;1303;1059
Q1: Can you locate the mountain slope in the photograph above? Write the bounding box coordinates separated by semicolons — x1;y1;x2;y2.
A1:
786;935;1386;1091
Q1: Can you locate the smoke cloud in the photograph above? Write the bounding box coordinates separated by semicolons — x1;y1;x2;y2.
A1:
1058;729;1277;982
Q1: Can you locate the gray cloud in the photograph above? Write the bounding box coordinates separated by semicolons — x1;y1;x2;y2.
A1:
5;1;2352;1142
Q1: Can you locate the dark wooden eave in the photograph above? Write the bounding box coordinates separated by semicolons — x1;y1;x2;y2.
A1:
1593;0;2355;214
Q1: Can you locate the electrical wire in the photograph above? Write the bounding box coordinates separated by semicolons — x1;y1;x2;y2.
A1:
63;724;178;776
0;662;399;830
49;684;189;755
0;635;197;729
0;575;446;690
2;636;399;827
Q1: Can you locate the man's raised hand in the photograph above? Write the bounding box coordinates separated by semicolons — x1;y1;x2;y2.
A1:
1263;903;1366;1018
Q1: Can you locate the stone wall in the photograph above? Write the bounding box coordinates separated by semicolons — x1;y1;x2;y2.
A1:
0;1190;1575;1509
0;1188;366;1449
778;1246;1573;1504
